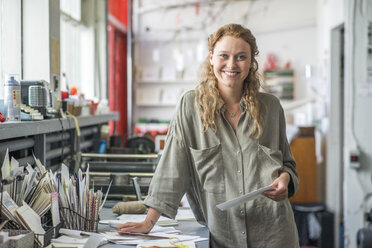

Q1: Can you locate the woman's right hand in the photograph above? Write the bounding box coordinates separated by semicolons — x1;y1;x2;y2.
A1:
116;207;162;234
116;220;153;234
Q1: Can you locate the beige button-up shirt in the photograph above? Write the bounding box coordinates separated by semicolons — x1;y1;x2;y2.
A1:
144;90;299;248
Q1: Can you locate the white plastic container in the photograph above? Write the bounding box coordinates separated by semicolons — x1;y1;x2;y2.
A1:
4;74;21;121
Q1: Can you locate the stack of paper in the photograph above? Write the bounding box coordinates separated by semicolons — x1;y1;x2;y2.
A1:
136;240;196;248
51;229;107;248
0;192;20;223
0;150;113;245
103;229;207;246
58;164;110;232
116;214;179;227
15;202;45;246
0;152;59;232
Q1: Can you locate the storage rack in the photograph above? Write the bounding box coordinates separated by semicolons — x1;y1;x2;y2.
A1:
0;113;119;172
263;69;294;100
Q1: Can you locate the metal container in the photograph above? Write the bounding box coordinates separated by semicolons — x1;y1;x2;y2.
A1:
4;75;21;122
28;85;48;107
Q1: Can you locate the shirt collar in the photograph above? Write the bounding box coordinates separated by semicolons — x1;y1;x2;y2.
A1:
220;98;247;113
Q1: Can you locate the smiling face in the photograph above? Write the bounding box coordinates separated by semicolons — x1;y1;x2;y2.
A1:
209;36;252;91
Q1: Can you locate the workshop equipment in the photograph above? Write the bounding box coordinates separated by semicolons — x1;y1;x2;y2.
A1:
81;153;160;200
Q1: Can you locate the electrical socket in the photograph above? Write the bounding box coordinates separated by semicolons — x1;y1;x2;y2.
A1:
349;149;360;169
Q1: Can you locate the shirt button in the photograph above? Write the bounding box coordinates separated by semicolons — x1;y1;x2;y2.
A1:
239;190;243;194
242;231;246;235
240;210;244;214
237;170;241;173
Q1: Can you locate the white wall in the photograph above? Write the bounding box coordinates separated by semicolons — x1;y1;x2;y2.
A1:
317;1;345;247
133;0;318;123
256;26;318;100
342;0;372;247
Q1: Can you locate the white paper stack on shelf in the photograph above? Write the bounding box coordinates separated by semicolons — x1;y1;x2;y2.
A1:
160;88;181;104
136;87;161;105
141;66;161;81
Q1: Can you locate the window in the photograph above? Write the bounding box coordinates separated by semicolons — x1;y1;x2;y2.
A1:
0;0;22;99
60;0;107;100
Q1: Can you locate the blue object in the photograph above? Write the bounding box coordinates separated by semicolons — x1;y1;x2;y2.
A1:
98;140;106;154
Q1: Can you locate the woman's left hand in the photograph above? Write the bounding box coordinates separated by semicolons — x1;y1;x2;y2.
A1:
262;172;290;202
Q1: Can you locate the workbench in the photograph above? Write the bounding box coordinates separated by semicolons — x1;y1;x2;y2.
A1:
98;202;209;248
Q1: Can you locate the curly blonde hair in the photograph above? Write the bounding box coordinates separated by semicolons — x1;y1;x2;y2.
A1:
195;23;263;138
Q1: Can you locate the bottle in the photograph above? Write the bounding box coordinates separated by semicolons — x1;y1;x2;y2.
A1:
4;74;21;122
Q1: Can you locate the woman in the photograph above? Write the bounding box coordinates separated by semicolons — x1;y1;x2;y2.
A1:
117;23;299;248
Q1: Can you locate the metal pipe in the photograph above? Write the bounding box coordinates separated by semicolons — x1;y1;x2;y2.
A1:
127;0;133;138
88;161;155;172
80;127;98;136
80;140;94;150
81;153;158;159
0;138;34;152
46;146;71;160
88;172;154;177
89;172;112;177
18;155;35;166
137;0;248;14
46;132;71;143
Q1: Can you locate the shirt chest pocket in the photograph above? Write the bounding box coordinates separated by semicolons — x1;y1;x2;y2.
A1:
189;144;225;194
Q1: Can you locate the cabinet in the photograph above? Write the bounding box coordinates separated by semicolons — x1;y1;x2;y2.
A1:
289;136;318;203
263;69;294;100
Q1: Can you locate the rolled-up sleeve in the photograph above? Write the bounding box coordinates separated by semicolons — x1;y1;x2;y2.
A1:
144;119;191;219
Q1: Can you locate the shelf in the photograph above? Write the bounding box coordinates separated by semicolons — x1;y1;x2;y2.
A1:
136;80;197;84
263;69;294;100
137;103;177;107
0;112;119;140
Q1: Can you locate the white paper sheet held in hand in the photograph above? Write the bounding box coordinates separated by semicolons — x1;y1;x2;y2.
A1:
216;185;275;211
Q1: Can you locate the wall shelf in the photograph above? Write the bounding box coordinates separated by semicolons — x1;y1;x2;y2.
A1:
136;80;197;84
137;104;177;107
263;69;294;100
0;113;119;140
0;112;119;172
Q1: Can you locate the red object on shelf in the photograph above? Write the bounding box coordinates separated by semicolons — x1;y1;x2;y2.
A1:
70;86;78;96
90;100;99;115
284;61;291;69
264;53;279;70
195;3;200;16
61;91;69;100
0;112;5;122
